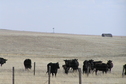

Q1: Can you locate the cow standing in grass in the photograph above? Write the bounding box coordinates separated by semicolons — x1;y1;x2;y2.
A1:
107;60;113;72
47;62;60;77
122;64;126;77
0;57;7;66
63;59;79;74
83;60;91;74
95;63;108;75
24;59;32;70
62;65;69;74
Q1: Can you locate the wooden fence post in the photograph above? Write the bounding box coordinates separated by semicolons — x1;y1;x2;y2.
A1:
34;62;36;76
12;67;14;84
78;68;82;84
48;66;51;84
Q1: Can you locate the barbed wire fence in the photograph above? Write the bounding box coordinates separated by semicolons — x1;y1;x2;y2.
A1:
0;62;125;84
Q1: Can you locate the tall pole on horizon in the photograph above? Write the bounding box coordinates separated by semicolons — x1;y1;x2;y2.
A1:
53;28;54;33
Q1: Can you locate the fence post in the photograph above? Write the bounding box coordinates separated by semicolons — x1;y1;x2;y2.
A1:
48;66;51;84
34;62;36;76
12;67;14;84
78;68;82;84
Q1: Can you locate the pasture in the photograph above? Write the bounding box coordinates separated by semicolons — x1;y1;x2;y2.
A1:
0;30;126;84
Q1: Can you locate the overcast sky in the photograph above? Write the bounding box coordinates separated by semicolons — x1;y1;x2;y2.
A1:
0;0;126;36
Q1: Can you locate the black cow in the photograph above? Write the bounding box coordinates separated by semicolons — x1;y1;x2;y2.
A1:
47;62;60;77
0;57;7;66
62;65;69;74
107;60;113;72
83;60;91;74
87;59;102;72
63;59;79;74
83;60;102;75
24;59;32;70
122;64;126;77
88;59;95;70
95;63;108;75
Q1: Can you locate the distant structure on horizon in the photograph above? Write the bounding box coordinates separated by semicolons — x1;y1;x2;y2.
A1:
102;33;113;37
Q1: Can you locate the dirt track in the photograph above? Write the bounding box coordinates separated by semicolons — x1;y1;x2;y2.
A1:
0;30;126;84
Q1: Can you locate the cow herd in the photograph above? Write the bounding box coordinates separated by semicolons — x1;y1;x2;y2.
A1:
0;57;126;77
23;58;125;77
82;59;113;75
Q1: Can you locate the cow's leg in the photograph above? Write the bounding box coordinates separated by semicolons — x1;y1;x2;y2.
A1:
85;68;87;73
47;66;49;73
89;68;91;74
102;71;104;74
52;73;54;77
125;68;126;75
92;69;95;74
64;68;68;74
55;73;57;77
83;69;84;74
110;68;111;72
95;69;98;75
83;67;85;74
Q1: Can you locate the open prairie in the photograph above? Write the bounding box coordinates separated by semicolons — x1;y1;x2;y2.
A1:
0;30;126;84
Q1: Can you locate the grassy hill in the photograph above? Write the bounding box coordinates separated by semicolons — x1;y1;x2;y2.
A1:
0;29;126;58
0;29;126;84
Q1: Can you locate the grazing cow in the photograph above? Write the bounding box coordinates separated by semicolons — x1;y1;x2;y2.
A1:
62;65;69;74
47;62;60;77
95;63;108;75
122;64;126;77
107;60;113;72
0;57;7;66
83;60;91;74
24;59;32;70
63;59;79;73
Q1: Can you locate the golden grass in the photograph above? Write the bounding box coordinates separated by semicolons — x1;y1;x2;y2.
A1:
0;30;126;84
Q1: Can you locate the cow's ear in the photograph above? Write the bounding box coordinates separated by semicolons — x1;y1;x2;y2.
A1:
5;59;7;61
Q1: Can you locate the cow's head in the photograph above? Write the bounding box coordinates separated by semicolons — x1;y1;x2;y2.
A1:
108;60;112;63
4;59;7;62
56;62;60;69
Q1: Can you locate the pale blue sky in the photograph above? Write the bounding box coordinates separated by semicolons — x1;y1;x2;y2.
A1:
0;0;126;36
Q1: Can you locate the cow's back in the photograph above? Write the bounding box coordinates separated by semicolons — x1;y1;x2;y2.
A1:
95;63;108;71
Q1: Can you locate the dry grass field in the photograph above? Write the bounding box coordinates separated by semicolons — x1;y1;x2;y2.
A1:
0;29;126;84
